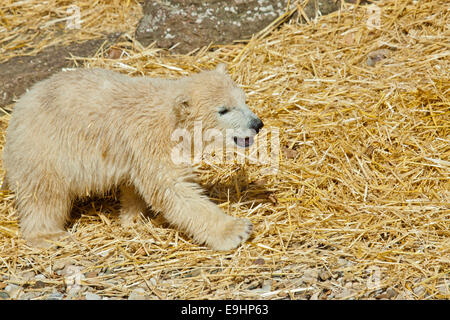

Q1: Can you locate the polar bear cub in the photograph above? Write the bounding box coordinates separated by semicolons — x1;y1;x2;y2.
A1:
2;64;264;250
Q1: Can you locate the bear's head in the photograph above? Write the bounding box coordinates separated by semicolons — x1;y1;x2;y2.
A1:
176;64;263;148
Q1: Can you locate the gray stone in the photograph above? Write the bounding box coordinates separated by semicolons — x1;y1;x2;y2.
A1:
300;269;319;284
135;0;290;53
20;292;39;300
318;269;331;281
47;292;64;300
85;292;102;300
5;284;22;299
128;287;147;300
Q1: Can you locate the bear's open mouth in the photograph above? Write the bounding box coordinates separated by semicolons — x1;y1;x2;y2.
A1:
233;136;254;148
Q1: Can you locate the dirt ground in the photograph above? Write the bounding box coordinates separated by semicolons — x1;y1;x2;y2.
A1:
0;36;122;108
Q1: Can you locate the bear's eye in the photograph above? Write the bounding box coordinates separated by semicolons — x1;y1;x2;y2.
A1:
218;108;230;115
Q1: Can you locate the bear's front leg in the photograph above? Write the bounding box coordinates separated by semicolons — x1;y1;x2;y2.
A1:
136;177;253;250
119;184;147;226
174;191;254;251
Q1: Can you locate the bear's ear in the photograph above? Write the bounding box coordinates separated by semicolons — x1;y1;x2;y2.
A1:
215;63;228;74
173;95;190;122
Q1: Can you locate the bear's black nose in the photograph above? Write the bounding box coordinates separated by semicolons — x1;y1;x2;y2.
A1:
250;118;264;134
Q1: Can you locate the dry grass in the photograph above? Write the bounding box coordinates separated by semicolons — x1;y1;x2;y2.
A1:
0;0;142;63
0;0;449;300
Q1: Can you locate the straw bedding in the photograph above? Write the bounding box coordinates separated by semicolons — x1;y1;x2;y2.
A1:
0;0;448;300
0;0;142;63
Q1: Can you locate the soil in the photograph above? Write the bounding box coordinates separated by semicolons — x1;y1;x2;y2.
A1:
0;34;121;108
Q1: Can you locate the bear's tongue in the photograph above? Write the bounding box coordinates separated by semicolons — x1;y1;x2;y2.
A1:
233;136;254;148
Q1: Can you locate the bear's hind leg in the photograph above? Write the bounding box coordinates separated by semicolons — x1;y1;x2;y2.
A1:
17;186;72;248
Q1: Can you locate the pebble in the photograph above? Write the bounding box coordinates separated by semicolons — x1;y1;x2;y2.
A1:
300;269;319;284
5;284;22;299
47;292;64;300
437;284;449;296
413;285;425;297
376;287;397;299
85;292;102;300
128;288;147;300
0;291;9;299
84;271;98;278
249;280;272;295
66;286;82;298
338;258;353;267
335;288;354;299
21;271;35;281
367;49;390;67
385;287;397;299
395;291;414;300
34;274;46;281
318;269;331;281
253;258;265;265
33;281;46;289
309;291;320;300
149;278;157;286
20;292;39;300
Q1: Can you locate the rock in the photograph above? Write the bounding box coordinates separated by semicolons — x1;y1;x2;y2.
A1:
62;265;85;293
437;284;449;296
20;271;35;281
413;285;426;297
335;288;354;299
298;0;341;23
395;291;414;300
309;291;320;300
106;47;123;59
20;292;39;300
282;147;299;160
61;265;83;277
318;269;331;281
149;278;157;286
249;279;272;295
252;179;268;187
85;292;102;300
261;280;271;291
135;0;290;54
32;281;46;289
128;288;147;300
338;258;353;267
66;286;82;298
134;0;360;53
34;274;46;281
5;284;23;299
84;271;98;278
376;287;397;299
367;49;391;67
47;291;64;300
300;269;319;284
385;288;396;298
